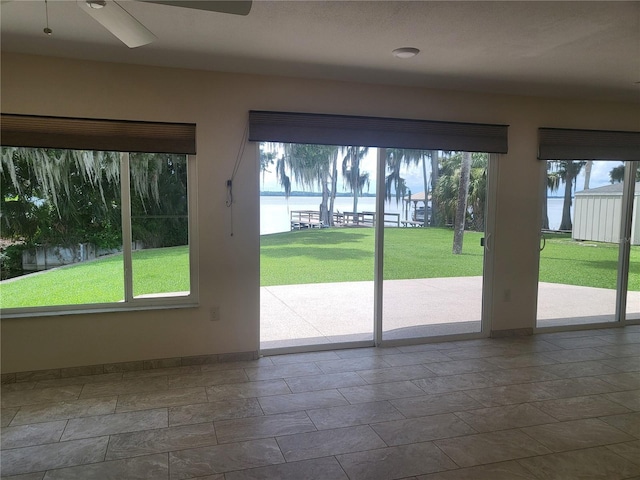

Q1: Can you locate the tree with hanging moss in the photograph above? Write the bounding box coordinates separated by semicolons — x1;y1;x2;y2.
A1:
1;148;188;278
274;143;340;226
1;147;122;248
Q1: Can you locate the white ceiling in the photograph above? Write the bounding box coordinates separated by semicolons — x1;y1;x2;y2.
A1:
2;0;639;103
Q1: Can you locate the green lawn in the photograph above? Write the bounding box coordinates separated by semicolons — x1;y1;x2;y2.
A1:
2;228;638;309
1;246;189;309
261;228;639;290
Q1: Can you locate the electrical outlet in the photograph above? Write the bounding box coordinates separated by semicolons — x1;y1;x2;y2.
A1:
210;306;220;322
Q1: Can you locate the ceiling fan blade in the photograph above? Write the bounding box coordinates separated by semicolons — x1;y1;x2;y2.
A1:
77;0;157;48
137;0;252;16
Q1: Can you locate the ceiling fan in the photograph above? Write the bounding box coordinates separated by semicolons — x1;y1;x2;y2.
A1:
76;0;252;48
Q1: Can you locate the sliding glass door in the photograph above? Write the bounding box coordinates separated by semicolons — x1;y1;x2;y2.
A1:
381;150;490;341
537;160;639;328
259;142;376;350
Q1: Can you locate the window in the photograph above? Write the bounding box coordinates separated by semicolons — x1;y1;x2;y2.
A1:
0;115;197;316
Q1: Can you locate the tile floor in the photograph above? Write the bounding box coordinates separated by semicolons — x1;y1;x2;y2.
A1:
1;326;639;479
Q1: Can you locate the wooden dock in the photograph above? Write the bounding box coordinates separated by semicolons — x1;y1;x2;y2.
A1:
290;210;403;230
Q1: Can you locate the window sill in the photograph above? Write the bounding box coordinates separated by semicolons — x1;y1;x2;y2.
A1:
0;297;199;319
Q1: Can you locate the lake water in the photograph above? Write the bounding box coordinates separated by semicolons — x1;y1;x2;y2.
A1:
260;196;569;235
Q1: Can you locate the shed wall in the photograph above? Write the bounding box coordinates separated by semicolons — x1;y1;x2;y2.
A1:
573;194;640;245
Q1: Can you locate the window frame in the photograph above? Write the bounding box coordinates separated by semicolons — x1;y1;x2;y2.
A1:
1;144;199;319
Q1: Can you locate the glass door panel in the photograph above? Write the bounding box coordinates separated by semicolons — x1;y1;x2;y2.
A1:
381;150;486;340
537;160;626;327
260;143;376;350
626;177;640;321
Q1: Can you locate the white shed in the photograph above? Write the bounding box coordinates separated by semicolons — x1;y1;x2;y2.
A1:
573;182;640;245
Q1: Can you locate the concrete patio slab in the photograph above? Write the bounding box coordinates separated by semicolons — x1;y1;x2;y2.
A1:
260;278;640;350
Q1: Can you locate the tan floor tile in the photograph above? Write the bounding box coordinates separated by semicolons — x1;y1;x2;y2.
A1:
339;381;425;404
61;408;168;441
116;387;207;413
607;440;640;466
225;456;348;480
417;460;539;479
169;397;263;426
522;418;635;452
454;403;557;432
306;400;404;430
168;438;284;479
412;373;496;394
434;429;552;467
465;383;556;407
166;369;248;389
10;397;117;426
533;394;631;421
336;441;457;480
205;379;291;401
517;446;640;479
244;363;323;381
258;389;348;414
105;423;217;460
0;437;108;476
276;425;386;461
390;391;482;417
215;411;316;443
600;412;640;438
284;372;366;393
479;367;560;386
80;376;169;398
1;386;83;409
1;420;67;449
1;408;19;427
357;365;434;384
42;453;168;479
315;356;392;374
371;413;475;445
605;389;640;410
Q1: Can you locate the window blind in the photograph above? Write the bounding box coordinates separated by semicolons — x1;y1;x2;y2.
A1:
249;111;508;153
538;128;640;161
0;114;196;154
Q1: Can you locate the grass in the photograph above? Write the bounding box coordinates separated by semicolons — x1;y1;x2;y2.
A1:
261;228;639;290
260;228;485;285
1;246;189;309
1;228;638;309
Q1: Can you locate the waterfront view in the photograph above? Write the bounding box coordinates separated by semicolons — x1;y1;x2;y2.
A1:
260;195;570;235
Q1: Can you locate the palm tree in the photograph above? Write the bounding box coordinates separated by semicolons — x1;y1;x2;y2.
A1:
432;152;487;232
542;163;561;230
452;152;472;254
430;150;440;226
556;160;586;231
341;146;370;216
610;164;640;184
583;160;593;190
384;148;433;224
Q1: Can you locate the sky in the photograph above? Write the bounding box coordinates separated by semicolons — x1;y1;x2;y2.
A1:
259;147;617;196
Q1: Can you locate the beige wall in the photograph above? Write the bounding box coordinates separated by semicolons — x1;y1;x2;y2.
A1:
1;53;638;372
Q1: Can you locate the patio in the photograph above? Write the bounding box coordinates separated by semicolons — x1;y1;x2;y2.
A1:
260;278;640;350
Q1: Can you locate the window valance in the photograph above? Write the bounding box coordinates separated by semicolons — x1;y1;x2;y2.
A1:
249;110;508;153
1;113;196;154
538;128;639;161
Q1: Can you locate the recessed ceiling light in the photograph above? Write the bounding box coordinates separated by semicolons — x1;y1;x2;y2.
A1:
392;47;420;59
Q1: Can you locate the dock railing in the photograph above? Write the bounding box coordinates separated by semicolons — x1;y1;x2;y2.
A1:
291;210;400;229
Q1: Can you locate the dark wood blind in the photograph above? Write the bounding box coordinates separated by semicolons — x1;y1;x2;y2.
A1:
249;111;508;153
0;114;196;154
538;128;640;161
